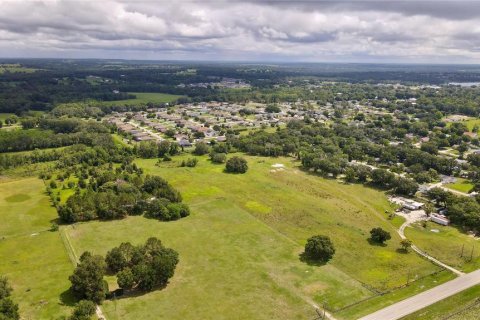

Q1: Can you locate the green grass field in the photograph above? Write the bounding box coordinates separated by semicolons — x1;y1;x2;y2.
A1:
401;285;480;320
0;64;37;74
64;154;442;319
112;133;132;148
336;271;455;319
101;92;183;106
0;178;56;237
0;160;56;178
0;177;73;319
445;117;480;132
0;113;15;122
462;118;480;132
405;221;480;272
444;178;474;193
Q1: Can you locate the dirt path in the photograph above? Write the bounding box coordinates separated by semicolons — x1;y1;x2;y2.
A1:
428;182;471;197
59;227;107;320
398;220;464;276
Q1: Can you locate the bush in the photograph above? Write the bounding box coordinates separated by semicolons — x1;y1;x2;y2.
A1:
144;199;171;220
0;276;19;320
225;156;248;174
265;105;281;113
0;297;19;320
304;235;335;262
0;277;13;299
78;178;87;189
167;203;190;219
69;300;96;320
210;152;227;164
193;142;209;155
370;227;391;244
181;158;198;167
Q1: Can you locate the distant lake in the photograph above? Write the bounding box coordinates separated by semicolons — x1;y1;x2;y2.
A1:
448;82;480;87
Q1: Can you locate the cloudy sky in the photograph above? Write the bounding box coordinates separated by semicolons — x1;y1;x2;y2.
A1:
1;0;480;63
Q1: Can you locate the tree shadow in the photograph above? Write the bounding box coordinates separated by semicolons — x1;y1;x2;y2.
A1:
298;252;328;267
59;288;77;307
396;248;409;254
367;238;387;247
298;167;336;180
108;282;168;301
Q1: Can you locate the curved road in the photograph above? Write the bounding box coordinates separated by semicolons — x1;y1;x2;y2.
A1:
398;221;464;276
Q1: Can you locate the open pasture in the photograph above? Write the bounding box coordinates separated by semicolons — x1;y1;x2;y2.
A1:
65;154;443;319
405;221;480;272
0;177;73;319
101;92;183;106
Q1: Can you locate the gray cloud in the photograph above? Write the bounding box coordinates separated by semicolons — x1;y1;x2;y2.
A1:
0;0;479;63
243;0;480;20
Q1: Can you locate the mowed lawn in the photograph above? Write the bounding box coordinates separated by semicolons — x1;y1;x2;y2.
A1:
0;178;55;237
0;177;74;319
462;118;480;132
444;178;474;194
66;154;441;319
101;92;183;106
405;221;480;272
445;117;480;132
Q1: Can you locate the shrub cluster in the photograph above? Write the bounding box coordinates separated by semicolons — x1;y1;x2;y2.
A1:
106;238;179;292
57;167;189;223
0;277;19;320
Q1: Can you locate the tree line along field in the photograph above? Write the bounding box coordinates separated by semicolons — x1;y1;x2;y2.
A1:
0;177;73;319
63;154;447;320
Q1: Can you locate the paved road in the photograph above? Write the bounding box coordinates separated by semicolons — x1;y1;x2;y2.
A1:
358;269;480;320
128;120;164;141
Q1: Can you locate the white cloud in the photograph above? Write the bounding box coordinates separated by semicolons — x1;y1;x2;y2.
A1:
0;0;479;63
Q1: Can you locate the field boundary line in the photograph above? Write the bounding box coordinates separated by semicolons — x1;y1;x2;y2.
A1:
59;226;78;265
443;297;480;320
59;226;106;320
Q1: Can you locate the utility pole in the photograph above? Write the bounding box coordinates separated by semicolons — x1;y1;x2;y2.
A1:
461;244;464;258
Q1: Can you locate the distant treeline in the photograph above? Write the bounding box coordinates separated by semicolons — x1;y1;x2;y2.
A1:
0;118;114;153
3;60;480;114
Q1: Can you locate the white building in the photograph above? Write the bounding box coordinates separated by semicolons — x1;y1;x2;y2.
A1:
402;199;424;211
431;213;450;226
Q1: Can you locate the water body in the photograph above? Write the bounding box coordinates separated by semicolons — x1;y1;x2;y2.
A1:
448;82;480;87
